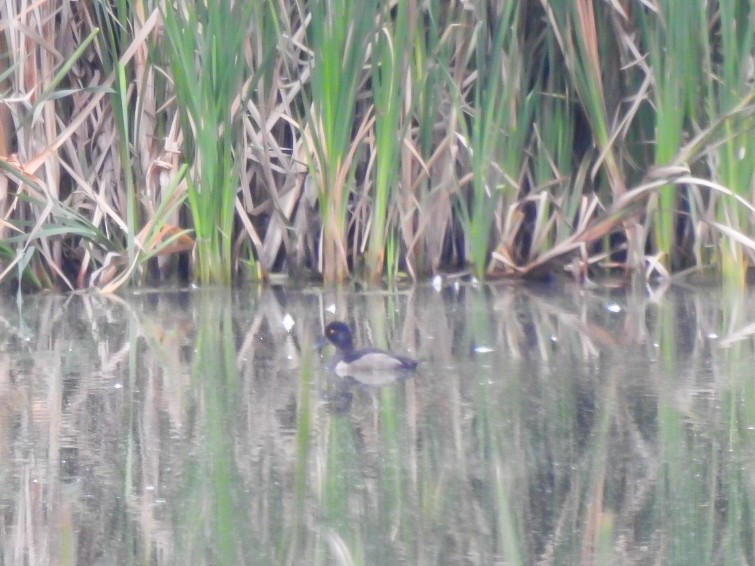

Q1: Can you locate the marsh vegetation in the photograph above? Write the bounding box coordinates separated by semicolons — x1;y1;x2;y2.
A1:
0;0;754;290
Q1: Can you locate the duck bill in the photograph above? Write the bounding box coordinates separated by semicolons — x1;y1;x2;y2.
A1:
315;335;329;350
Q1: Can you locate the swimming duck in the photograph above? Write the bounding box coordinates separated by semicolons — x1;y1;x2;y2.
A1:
317;321;419;376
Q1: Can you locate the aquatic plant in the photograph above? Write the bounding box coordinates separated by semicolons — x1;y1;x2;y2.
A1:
0;0;753;290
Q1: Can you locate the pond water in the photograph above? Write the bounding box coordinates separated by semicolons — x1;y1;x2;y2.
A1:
1;281;754;565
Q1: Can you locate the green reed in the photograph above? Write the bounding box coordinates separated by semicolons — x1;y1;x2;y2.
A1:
93;0;138;267
366;0;410;281
713;0;755;284
305;0;377;282
524;23;586;264
404;0;462;276
458;2;532;279
162;0;251;284
638;0;703;272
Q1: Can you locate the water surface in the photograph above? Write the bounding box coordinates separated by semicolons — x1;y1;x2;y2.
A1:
1;282;754;565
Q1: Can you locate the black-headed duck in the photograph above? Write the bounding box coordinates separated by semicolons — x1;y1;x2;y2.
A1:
317;321;419;376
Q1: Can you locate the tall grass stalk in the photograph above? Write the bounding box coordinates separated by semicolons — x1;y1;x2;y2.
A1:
459;2;527;278
459;2;531;279
528;24;587;265
92;1;140;269
714;0;755;285
365;0;409;281
305;0;377;282
162;0;251;284
639;0;702;272
401;0;454;277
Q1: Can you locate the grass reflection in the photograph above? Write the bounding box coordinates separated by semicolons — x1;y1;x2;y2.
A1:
1;285;755;563
175;290;248;563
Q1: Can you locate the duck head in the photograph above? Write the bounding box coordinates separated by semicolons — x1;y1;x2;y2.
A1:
316;321;354;353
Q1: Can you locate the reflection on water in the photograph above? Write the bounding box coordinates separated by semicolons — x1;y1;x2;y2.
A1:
1;283;755;564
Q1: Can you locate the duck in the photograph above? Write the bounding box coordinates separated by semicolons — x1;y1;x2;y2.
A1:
317;321;419;376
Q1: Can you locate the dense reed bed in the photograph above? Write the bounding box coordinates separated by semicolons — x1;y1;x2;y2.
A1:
0;0;753;289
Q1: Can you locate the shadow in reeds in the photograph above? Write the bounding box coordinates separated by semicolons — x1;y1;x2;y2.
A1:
0;283;755;563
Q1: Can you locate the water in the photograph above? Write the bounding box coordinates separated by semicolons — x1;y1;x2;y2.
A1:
0;282;754;565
